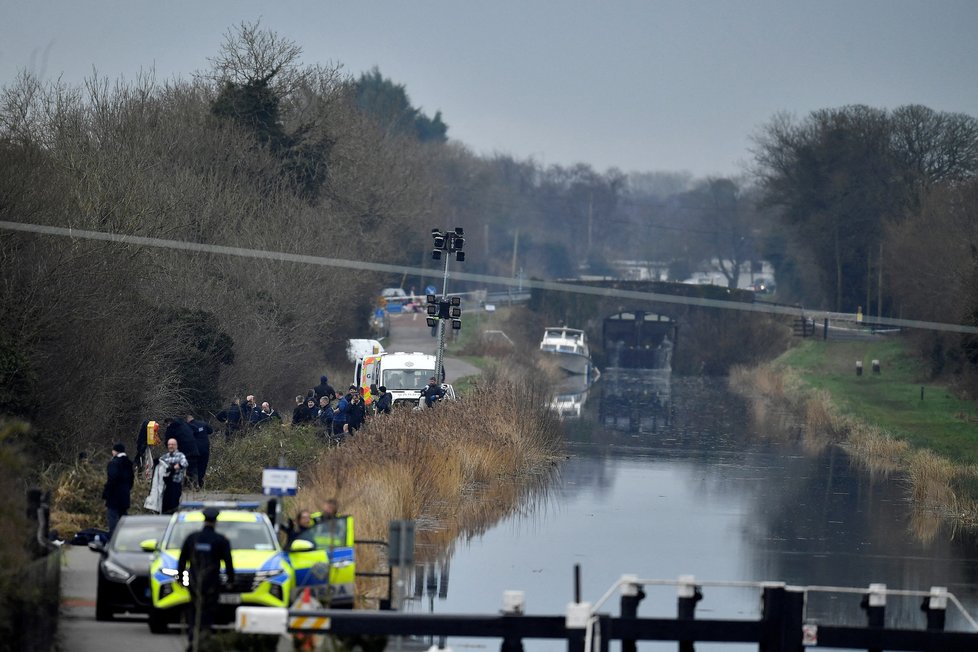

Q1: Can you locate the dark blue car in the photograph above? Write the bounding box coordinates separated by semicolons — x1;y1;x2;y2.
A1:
89;514;171;620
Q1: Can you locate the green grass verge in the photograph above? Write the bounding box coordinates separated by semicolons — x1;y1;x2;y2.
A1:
778;338;978;463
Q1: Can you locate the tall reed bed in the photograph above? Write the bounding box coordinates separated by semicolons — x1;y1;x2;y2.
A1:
293;366;563;604
298;367;562;540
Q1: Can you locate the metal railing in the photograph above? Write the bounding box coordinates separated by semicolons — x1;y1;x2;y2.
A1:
238;571;978;651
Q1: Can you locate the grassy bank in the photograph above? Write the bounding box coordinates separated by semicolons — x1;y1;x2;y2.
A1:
777;339;978;462
731;336;978;533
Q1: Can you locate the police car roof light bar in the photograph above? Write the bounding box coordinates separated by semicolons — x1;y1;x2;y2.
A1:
178;500;261;510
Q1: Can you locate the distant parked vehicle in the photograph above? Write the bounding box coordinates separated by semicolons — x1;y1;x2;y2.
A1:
751;278;776;294
380;288;416;314
346;338;385;363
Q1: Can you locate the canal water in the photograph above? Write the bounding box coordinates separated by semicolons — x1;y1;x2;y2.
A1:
407;372;978;651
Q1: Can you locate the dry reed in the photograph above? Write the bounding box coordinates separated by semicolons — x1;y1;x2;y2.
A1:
291;368;563;605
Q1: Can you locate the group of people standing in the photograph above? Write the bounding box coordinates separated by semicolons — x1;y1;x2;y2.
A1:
215;394;281;438
291;375;394;437
100;371;443;532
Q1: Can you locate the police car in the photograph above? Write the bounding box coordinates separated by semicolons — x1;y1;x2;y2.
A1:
142;502;292;633
142;501;356;633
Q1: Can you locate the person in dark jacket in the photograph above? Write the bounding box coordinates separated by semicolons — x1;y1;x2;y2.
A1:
316;396;334;431
421;376;446;408
314;375;336;402
216;398;244;439
283;509;313;545
348;392;366;432
375;386;393;414
253;401;281;427
291;395;310;427
165;417;199;488
244;395;262;425
179;507;234;648
332;388;353;436
102;443;134;535
186;414;213;488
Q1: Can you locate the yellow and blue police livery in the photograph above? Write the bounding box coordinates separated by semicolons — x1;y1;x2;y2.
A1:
144;502;297;634
289;515;357;607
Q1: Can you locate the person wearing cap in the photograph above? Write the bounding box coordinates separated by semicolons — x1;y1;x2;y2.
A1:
102;442;134;535
179;507;234;649
314;375;336;402
375;386;392;414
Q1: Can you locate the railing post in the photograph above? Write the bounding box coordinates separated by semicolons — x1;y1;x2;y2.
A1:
565;601;590;652
783;588;804;652
759;582;787;652
921;586;947;631
619;575;645;652
501;590;525;652
677;575;702;652
859;583;886;652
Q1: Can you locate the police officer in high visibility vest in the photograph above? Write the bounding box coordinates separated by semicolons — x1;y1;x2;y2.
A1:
310;498;345;548
178;507;234;650
311;498;338;524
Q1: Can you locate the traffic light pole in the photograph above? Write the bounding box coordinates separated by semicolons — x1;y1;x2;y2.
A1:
430;227;464;386
435;252;450;385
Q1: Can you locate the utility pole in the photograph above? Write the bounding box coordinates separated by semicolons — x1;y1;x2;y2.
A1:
511;227;519;278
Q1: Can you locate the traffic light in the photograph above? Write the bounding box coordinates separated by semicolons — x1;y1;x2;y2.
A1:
432;229;446;249
433;226;466;261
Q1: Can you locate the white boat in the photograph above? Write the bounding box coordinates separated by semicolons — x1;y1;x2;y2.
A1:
539;327;592;375
549;371;598;419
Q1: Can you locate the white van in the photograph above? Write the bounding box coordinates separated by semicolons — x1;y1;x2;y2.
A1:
346;339;385;363
354;351;439;408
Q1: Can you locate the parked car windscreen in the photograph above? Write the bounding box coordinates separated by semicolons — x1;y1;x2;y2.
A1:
164;519;278;551
112;518;170;552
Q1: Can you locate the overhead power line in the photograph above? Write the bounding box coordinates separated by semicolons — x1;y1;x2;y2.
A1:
2;219;976;335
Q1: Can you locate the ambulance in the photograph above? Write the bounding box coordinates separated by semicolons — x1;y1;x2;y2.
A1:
354;351;440;408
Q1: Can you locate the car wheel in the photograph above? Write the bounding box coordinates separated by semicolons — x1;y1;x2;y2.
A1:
148;608;169;634
95;575;113;621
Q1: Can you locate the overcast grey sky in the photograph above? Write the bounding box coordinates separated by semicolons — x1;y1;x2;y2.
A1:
3;0;977;178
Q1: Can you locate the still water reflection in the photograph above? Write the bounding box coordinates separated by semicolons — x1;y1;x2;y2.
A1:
410;374;978;650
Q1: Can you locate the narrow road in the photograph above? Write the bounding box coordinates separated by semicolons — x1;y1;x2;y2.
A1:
61;545;185;651
384;312;480;382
